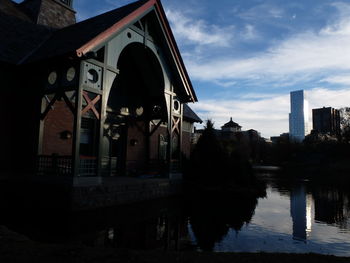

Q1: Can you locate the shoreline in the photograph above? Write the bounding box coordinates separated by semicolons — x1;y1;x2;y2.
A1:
1;225;349;263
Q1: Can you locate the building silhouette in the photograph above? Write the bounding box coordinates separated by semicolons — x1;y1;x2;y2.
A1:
289;90;310;142
1;0;200;209
312;107;340;136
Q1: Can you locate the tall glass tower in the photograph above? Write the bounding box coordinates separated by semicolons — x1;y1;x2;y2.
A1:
289;90;310;142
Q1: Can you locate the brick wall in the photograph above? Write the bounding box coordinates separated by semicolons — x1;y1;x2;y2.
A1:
37;0;76;28
181;131;191;158
42;100;73;155
126;121;147;173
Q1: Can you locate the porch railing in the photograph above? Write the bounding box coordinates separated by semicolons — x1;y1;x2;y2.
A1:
79;157;97;176
37;155;73;176
37;155;97;176
37;156;173;177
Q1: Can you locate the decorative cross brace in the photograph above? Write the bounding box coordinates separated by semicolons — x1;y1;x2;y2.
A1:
82;91;101;119
172;116;180;134
41;91;75;120
149;119;164;137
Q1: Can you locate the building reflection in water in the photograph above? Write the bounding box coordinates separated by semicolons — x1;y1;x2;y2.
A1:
80;215;190;250
290;185;313;241
313;187;350;227
1;197;194;251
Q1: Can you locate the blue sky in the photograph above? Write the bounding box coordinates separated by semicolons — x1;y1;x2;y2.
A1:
16;0;350;137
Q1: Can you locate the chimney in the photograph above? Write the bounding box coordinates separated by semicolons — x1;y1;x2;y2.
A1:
20;0;76;29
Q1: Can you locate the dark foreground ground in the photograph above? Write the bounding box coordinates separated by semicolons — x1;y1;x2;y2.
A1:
1;226;350;263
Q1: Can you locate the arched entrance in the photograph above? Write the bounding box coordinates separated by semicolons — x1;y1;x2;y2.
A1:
102;43;167;176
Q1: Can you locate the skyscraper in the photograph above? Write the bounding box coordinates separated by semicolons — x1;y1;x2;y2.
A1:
289;90;310;142
312;107;340;136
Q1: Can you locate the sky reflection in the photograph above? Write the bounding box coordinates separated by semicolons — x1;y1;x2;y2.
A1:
208;184;350;256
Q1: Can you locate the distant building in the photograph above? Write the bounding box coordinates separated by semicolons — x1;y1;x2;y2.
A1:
193;118;265;162
194;118;261;142
312;107;340;136
270;133;289;144
289;90;310;142
221;117;242;132
220;117;242;140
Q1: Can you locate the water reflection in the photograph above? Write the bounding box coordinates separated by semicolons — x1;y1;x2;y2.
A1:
202;177;350;256
290;185;312;241
2;197;191;251
186;185;267;251
2;176;350;256
81;216;186;250
313;186;350;228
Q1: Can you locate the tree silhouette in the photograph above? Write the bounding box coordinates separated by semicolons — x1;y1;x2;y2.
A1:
188;120;229;186
340;107;350;143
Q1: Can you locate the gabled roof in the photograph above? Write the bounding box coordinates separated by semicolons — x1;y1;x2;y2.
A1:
0;0;197;101
183;104;202;123
23;0;197;102
24;0;148;63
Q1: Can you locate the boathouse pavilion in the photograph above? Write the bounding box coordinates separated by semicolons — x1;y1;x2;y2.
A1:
0;0;199;209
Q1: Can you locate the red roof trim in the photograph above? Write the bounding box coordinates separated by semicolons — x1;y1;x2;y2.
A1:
154;0;196;102
76;0;157;57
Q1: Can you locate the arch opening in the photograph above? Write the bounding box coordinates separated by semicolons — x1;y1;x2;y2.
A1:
103;43;168;176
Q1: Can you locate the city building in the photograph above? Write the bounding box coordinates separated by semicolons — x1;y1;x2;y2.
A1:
270;133;289;144
289;90;310;142
1;0;199;209
312;107;340;136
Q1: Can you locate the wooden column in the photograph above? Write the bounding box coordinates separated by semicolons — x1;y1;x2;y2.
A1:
72;62;84;177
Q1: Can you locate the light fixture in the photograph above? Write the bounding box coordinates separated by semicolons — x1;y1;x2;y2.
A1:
60;130;72;139
135;106;144;116
130;139;138;146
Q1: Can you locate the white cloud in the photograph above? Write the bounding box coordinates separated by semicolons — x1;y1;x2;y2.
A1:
192;88;350;138
184;3;350;87
192;94;290;138
238;4;285;20
241;24;258;40
166;10;234;47
307;88;350;109
320;75;350;85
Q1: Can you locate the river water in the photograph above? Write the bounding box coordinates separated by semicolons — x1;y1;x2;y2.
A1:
203;178;350;256
2;175;350;256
